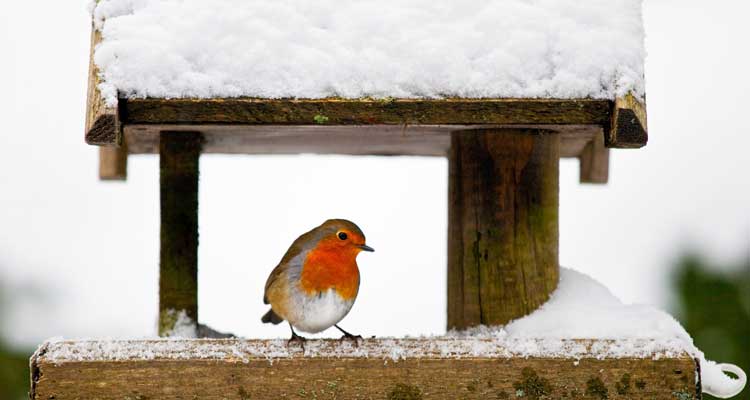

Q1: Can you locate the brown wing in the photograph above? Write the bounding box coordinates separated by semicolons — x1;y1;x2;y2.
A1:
263;263;285;304
263;227;320;304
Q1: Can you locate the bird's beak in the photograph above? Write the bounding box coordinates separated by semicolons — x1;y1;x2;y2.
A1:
358;244;375;252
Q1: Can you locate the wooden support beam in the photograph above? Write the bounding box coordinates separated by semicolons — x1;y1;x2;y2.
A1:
98;144;128;181
30;338;700;400
159;132;202;335
85;28;120;145
608;93;648;148
579;131;609;184
448;129;559;330
124;97;612;126
124;124;601;158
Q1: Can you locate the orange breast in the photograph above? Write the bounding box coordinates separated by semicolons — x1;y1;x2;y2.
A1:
300;246;360;300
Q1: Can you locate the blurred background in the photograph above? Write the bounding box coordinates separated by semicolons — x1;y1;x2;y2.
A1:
1;0;748;399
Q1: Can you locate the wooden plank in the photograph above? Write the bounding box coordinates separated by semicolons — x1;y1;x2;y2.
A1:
159;132;202;335
30;339;700;400
608;93;648;148
579;132;610;184
98;145;128;181
85;27;120;146
448;129;559;329
92;97;612;149
92;95;633;155
123;97;613;126
124;124;601;158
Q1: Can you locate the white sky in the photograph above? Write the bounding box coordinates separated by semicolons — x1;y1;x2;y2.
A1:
0;0;748;348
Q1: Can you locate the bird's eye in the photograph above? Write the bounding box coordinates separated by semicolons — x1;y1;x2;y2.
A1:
337;232;348;240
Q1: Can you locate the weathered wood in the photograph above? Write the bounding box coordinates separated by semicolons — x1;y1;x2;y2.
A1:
91;95;649;157
159;132;202;335
608;93;648;148
30;339;700;400
92;97;614;148
98;144;128;181
448;129;559;330
124;124;601;158
124;97;612;126
85;27;120;145
579;131;609;184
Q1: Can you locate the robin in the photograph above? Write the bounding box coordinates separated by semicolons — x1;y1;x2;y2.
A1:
261;219;374;344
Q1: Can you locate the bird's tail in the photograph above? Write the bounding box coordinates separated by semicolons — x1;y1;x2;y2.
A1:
261;308;284;325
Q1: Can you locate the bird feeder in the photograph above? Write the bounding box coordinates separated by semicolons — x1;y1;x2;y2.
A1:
29;1;714;399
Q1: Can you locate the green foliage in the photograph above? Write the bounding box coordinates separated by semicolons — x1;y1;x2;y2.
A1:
0;285;31;400
671;252;750;400
0;345;29;400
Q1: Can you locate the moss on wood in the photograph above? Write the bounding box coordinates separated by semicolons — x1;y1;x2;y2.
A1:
586;377;609;399
513;368;552;399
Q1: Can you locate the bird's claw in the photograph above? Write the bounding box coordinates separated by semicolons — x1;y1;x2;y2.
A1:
288;334;307;351
339;333;363;346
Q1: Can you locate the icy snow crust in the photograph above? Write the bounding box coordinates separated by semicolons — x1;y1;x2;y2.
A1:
90;0;645;106
38;268;744;397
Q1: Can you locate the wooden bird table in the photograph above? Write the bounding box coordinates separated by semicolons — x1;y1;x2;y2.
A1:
86;23;648;336
88;20;647;329
39;17;704;400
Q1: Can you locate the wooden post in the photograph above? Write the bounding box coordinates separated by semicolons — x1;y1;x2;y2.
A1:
159;131;202;336
448;129;559;330
98;144;128;181
579;132;609;184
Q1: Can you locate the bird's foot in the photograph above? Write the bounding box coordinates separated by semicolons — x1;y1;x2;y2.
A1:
288;333;307;351
339;332;363;346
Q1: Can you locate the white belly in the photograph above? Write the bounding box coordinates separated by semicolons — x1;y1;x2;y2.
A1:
287;288;355;334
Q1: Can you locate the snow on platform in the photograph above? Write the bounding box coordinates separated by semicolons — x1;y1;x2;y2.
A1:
36;268;746;397
38;337;689;364
89;0;645;106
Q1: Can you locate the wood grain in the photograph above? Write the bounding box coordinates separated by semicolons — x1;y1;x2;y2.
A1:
448;129;559;329
30;339;699;400
579;132;609;184
123;124;600;158
98;144;128;181
608;94;648;148
123;97;613;126
85;27;120;145
159;132;202;335
93;97;620;154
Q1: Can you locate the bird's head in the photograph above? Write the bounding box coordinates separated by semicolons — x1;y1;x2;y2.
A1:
311;219;374;256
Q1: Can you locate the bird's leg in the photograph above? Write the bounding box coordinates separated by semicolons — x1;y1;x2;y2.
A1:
288;323;307;350
334;324;363;342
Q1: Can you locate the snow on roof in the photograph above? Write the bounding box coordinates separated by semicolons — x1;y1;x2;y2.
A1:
89;0;645;106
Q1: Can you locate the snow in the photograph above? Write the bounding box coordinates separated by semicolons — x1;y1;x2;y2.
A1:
447;268;746;398
162;309;198;338
89;0;645;106
36;268;745;397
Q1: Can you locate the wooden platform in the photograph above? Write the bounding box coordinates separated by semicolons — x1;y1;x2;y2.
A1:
31;338;698;399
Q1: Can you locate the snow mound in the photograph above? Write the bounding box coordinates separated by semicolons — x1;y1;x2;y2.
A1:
89;0;645;106
447;268;745;398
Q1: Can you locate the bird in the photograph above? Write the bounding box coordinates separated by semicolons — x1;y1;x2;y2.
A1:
261;219;374;345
